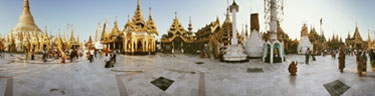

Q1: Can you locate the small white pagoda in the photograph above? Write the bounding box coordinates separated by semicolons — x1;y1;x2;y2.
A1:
245;13;264;58
246;30;264;58
297;24;313;54
298;36;313;54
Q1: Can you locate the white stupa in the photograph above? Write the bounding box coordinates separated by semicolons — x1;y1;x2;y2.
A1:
297;36;313;54
223;0;248;61
246;30;264;57
245;13;264;58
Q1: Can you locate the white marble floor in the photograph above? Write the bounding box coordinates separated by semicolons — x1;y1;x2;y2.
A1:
0;53;374;96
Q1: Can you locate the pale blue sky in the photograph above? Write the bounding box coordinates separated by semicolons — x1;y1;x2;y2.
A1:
0;0;374;42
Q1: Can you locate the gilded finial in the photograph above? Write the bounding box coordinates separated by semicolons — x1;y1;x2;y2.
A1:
149;7;152;17
24;0;29;8
127;15;130;22
189;16;192;24
356;22;358;27
137;0;140;7
175;11;177;19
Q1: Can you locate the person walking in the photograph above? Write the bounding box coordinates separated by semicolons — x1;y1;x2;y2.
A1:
31;48;35;60
112;49;117;63
305;48;311;64
312;51;316;61
338;47;346;73
42;47;47;62
369;49;375;71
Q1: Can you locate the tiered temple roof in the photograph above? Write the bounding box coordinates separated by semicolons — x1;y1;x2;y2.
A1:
161;12;192;43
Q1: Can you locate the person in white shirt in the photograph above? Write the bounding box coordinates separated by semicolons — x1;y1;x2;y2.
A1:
104;54;111;68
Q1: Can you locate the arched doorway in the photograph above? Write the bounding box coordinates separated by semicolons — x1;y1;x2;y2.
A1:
173;37;183;53
264;44;271;63
273;43;282;63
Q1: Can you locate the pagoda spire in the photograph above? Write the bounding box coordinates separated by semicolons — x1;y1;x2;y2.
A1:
19;0;35;25
216;16;220;24
127;15;130;22
44;25;48;35
137;0;140;7
70;25;75;43
149;7;152;19
111;16;120;36
188;16;193;32
368;29;371;41
224;7;231;23
175;11;178;19
132;0;145;26
95;22;101;42
146;7;158;35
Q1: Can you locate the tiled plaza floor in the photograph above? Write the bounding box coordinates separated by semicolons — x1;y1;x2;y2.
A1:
0;53;374;96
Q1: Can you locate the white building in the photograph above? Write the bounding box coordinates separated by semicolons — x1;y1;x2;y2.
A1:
297;36;313;54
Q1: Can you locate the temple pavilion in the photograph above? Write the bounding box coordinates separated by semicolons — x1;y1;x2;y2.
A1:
101;17;124;51
99;0;158;54
345;25;364;50
122;0;158;54
160;13;194;53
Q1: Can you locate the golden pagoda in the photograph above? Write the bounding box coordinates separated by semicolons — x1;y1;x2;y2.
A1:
194;16;222;59
160;12;194;53
123;0;158;54
85;36;94;49
368;30;375;49
5;0;50;52
345;25;364;49
220;8;233;47
102;16;124;50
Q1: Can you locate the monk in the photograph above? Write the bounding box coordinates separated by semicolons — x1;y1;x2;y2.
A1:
61;54;66;64
288;61;298;76
356;51;363;77
370;49;375;71
362;51;368;74
338;47;345;73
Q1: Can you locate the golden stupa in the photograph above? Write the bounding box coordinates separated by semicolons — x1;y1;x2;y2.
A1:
5;0;45;52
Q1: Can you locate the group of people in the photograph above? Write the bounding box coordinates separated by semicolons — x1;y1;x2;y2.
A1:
22;45;49;62
290;47;375;77
337;47;375;76
103;48;118;68
336;47;375;77
60;47;82;64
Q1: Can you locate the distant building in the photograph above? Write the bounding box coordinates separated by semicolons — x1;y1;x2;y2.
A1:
345;25;364;50
101;17;124;51
160;13;194;53
194;17;222;58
